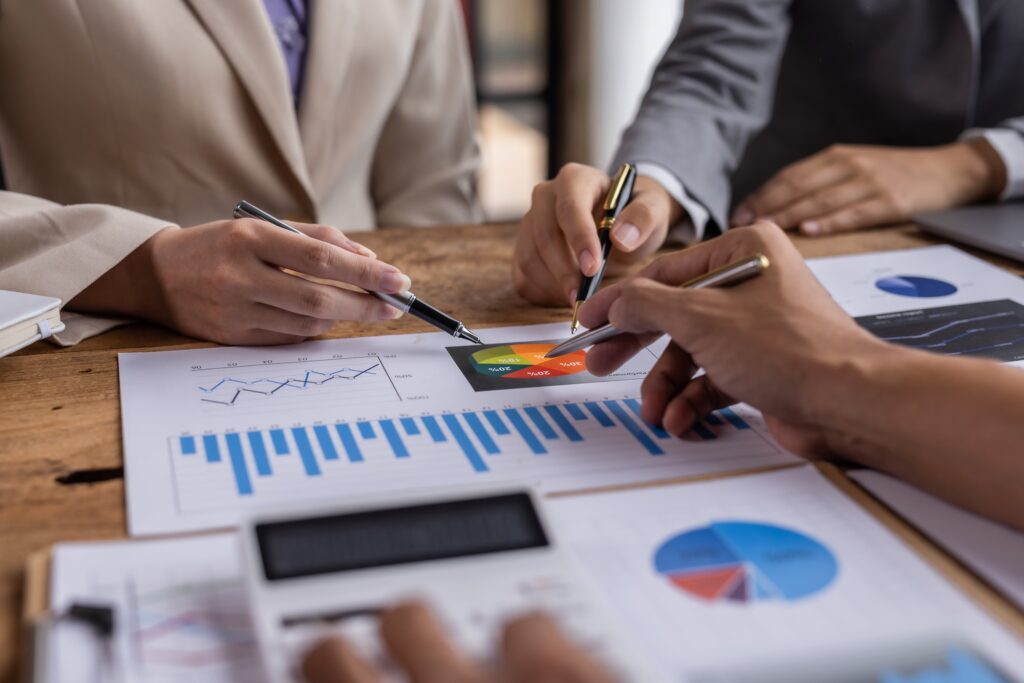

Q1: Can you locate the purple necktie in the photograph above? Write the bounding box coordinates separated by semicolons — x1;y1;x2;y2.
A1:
262;0;308;104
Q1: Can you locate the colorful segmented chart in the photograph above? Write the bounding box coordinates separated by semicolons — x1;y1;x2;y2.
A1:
653;521;838;603
469;343;587;379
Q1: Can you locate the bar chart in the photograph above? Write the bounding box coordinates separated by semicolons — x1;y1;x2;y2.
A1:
170;399;782;512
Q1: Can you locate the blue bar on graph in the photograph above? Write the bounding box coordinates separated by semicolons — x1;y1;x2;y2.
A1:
334;423;364;463
564;403;588;421
422;415;447;442
290;427;322;476
247;431;272;475
379;420;410;458
224;433;253;495
691;422;717;440
705;413;724;426
524;406;558;440
483;410;510;435
584;402;615;427
313;425;339;461
269;429;289;455
442;414;488;472
624;398;671;440
504;409;547;455
179;436;197;455
604;400;664;456
544;405;583;441
719;407;751;430
400;417;420;436
357;422;376;439
202;434;221;462
463;412;500;454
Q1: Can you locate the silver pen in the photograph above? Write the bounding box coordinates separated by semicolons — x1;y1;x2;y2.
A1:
233;200;483;344
544;254;770;358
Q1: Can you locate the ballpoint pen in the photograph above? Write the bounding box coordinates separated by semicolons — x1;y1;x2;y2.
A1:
545;253;770;358
570;162;637;334
233;200;483;344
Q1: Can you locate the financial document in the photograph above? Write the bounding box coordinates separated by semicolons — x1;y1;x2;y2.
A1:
808;245;1024;367
546;466;1024;681
119;323;797;535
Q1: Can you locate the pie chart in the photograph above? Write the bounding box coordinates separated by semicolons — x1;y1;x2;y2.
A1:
469;343;587;380
653;521;838;603
875;275;958;298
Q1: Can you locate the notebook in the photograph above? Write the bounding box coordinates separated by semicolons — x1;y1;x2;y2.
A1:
0;290;65;358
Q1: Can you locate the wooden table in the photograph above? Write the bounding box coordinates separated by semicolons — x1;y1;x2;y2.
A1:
0;222;1019;681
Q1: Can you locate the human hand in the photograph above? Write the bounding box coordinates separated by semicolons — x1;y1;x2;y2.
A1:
513;163;683;306
580;222;888;456
301;601;615;683
135;219;409;344
731;140;1007;236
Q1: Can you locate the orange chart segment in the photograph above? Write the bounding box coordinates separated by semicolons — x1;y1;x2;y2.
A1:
470;344;587;380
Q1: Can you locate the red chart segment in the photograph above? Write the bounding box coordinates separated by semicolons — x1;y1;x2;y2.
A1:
469;343;587;380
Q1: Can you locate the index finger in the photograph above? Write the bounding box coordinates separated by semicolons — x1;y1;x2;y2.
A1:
551;164;611;277
740;153;851;220
301;636;382;683
502;612;616;683
379;601;484;683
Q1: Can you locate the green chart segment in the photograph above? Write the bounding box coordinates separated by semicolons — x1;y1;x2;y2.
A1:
469;343;587;380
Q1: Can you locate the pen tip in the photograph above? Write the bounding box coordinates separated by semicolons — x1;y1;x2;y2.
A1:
570;302;581;334
461;329;484;345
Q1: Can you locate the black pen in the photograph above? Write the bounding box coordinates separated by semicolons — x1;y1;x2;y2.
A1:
571;163;637;333
233;200;483;344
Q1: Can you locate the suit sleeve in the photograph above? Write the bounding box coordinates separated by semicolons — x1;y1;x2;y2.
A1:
0;191;174;345
369;0;483;228
612;0;794;231
962;117;1024;200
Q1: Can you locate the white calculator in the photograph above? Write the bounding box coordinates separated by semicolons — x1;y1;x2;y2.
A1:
240;487;648;682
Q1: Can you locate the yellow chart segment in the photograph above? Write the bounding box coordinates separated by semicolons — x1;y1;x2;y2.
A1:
469;343;587;379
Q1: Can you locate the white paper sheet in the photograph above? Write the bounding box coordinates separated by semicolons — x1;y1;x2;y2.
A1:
807;245;1024;367
118;323;797;536
546;466;1024;681
850;469;1024;610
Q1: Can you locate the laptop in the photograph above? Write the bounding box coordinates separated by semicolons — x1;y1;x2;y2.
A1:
915;202;1024;263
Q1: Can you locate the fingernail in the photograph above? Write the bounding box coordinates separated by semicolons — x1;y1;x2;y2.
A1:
568;288;578;306
579;249;597;276
380;304;404;320
379;271;411;293
731;206;754;226
613;222;640;249
801;220;821;235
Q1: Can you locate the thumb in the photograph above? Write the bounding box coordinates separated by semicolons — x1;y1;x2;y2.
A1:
610;190;668;253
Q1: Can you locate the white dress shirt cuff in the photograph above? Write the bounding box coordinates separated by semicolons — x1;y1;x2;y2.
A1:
633;162;714;245
960;128;1024;200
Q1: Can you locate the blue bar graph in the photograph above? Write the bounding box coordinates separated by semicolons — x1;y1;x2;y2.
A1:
313;425;339;460
224;433;253;495
357;422;376;439
524;406;558;440
291;427;322;476
247;431;272;475
334;423;364;463
604;400;664;455
269;429;289;455
379;420;409;458
463;412;500;454
719;407;751;430
564;403;588;421
177;400;760;497
544;405;583;441
504;409;546;454
202;434;221;462
483;410;510;435
442;414;489;472
584;402;615;427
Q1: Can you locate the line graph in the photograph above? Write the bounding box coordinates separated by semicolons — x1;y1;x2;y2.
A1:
855;299;1024;363
198;363;381;406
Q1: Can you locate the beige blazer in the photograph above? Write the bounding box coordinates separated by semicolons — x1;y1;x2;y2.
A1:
0;0;481;344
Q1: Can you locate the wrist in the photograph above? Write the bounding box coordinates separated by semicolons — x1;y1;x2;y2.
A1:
951;138;1007;201
123;226;179;321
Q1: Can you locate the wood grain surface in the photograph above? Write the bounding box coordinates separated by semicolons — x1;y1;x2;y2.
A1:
1;222;1019;681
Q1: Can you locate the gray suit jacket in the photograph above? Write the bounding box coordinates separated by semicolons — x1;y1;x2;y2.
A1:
614;0;1024;232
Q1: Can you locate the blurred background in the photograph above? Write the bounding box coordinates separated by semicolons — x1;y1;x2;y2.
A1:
461;0;684;222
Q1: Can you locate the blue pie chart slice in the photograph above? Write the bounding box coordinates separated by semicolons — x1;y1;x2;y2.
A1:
653;521;838;603
875;275;958;298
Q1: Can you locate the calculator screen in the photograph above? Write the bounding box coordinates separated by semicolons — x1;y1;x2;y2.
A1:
256;493;549;581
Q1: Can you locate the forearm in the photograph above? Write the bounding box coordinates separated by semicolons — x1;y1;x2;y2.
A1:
820;344;1024;529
